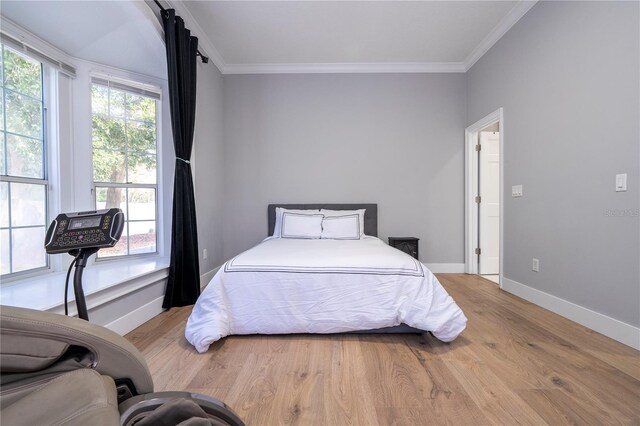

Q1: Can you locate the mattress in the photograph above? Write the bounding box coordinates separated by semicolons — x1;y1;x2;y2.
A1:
185;236;467;353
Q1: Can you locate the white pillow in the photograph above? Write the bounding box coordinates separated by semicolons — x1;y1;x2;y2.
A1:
273;208;320;237
281;212;323;239
321;214;360;240
320;209;366;238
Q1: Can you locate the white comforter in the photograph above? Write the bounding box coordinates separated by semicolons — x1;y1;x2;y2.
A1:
186;237;467;353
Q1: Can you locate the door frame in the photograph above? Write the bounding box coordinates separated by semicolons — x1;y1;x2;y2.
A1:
464;108;504;287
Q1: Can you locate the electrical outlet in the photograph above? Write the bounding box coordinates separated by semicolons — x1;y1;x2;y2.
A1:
532;258;539;272
203;249;208;260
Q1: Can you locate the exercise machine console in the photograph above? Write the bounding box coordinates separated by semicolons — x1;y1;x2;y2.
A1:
45;209;124;321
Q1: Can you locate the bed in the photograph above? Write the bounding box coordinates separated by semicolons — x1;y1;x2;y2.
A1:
185;204;467;353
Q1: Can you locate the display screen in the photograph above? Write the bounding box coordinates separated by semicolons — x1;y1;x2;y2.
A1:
69;216;101;229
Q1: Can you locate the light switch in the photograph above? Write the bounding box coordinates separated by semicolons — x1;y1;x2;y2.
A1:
616;173;627;192
512;185;523;197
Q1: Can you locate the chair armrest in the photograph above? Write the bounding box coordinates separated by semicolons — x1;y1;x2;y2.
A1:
0;305;154;395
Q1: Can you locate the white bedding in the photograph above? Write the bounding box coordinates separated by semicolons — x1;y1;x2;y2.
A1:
185;236;467;353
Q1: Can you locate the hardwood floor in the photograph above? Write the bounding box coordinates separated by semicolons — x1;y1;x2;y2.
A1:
126;274;640;425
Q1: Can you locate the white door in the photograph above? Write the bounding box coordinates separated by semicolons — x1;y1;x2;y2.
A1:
479;131;500;274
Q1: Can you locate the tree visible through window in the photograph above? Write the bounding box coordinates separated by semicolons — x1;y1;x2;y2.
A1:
91;80;158;258
0;44;47;276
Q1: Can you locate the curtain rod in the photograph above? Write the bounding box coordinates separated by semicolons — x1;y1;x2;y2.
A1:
153;0;210;64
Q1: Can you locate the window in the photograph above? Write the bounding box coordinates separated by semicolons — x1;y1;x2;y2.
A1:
0;44;48;276
91;78;159;258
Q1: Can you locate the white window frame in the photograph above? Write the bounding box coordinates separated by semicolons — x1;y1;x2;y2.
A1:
0;44;58;281
89;75;162;261
0;20;171;329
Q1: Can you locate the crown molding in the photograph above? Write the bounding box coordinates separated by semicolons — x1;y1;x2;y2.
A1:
222;62;466;75
163;0;226;73
463;0;538;71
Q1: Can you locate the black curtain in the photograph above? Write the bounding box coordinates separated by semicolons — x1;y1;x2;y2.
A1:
162;9;200;308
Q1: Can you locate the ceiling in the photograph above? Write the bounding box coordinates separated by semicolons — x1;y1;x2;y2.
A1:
174;0;537;73
0;1;537;76
0;0;167;78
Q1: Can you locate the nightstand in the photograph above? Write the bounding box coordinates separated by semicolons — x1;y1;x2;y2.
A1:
388;237;419;260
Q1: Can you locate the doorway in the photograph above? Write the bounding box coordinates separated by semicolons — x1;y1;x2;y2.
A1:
465;109;503;287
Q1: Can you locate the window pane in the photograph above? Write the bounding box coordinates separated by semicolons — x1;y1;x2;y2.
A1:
91;84;109;116
93;149;126;183
127;121;156;153
0;229;9;274
126;94;156;122
128;188;155;221
99;226;128;258
6;133;43;178
1;182;8;228
0;132;5;175
3;47;42;99
95;186;108;210
128;153;156;184
95;186;127;218
129;221;156;254
12;226;46;272
0;88;4;130
5;90;42;139
0;45;47;277
10;182;45;227
92;115;125;151
109;89;125;118
92;80;159;261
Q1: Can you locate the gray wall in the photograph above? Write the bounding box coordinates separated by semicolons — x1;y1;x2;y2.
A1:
467;1;640;326
222;73;467;264
194;63;226;274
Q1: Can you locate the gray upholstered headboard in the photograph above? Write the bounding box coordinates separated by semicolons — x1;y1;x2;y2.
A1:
268;204;378;237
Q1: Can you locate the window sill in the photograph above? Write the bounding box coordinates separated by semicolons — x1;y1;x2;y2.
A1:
0;256;170;314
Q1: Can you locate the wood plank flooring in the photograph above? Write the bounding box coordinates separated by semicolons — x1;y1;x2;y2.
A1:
125;274;640;425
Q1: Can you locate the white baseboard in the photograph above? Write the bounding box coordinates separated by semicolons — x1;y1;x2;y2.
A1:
502;277;640;350
426;263;465;273
200;265;222;290
105;296;165;336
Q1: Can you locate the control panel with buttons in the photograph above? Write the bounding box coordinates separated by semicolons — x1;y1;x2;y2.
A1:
45;208;125;254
